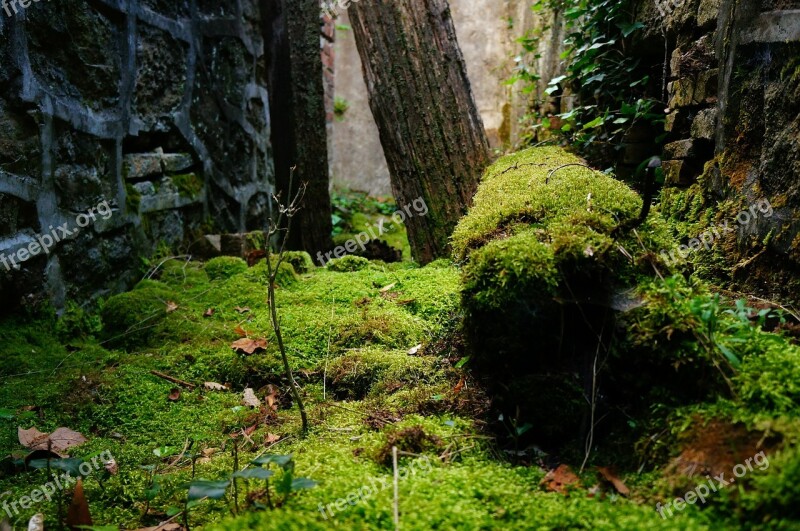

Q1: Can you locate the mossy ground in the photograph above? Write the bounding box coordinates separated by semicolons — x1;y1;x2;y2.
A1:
0;164;799;530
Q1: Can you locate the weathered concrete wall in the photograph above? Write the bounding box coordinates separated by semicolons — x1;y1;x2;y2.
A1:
0;0;273;311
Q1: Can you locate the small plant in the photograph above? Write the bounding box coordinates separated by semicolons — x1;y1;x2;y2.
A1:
185;454;316;516
334;97;350;121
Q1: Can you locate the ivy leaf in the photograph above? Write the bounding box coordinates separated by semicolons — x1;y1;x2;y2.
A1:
582;116;606;129
291;478;318;491
251;454;294;470
0;409;14;420
233;468;274;481
617;21;645;38
187;480;231;501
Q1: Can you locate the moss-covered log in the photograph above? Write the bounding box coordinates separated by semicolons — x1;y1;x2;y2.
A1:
453;146;674;444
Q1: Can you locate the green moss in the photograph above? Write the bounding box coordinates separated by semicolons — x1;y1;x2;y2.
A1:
327;255;370;272
125;182;141;214
326;348;440;399
171;173;204;199
100;282;178;349
283;251;316;274
243;258;299;287
158;259;210;287
205;256;249;280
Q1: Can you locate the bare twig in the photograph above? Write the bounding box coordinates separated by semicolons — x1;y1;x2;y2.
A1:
150;370;196;389
392;446;400;531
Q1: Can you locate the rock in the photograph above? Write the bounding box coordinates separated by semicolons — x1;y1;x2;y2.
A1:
161;153;194;173
663;138;712;160
697;0;721;29
124;153;163;180
691;108;718;140
662;159;700;186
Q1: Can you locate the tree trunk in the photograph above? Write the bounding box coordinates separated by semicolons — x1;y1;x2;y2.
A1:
264;0;334;256
349;0;491;264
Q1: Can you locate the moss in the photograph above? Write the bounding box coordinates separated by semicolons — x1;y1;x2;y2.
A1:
100;282;179;349
243;258;299;287
170;173;204;199
205;256;248;280
325;348;440;400
158;259;210;287
327;255;369;272
283;250;316;274
125;182;141;214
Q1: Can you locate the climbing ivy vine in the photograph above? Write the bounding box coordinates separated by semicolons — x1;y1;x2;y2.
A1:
511;0;665;171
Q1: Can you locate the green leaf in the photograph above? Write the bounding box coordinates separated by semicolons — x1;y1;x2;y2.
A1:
582;116;606;129
187;479;231;501
251;454;294;470
618;21;645;37
716;342;741;369
291;478;318;491
28;458;85;477
0;409;14;420
233;468;274;481
548;75;567;85
454;356;470;369
153;446;178;458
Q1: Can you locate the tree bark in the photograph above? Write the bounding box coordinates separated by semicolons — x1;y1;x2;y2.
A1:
264;0;334;256
349;0;490;264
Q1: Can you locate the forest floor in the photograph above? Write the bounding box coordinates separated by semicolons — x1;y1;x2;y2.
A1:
0;187;799;530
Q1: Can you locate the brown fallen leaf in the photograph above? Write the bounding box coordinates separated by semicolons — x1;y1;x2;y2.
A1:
231;338;268;355
168;388;181;402
234;325;248;338
243;425;257;437
203;308;215;318
234;306;251;314
104;457;119;476
379;283;397;293
243;388;261;408
265;433;281;444
453;377;465;394
19;427;88;456
66;478;92;530
540;464;581;495
596;466;630;496
166;301;179;313
204;382;228;391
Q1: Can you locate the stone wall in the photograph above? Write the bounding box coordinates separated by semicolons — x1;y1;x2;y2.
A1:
654;0;800;301
0;0;273;311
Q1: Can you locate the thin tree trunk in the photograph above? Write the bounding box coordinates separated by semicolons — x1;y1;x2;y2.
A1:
349;0;491;264
264;0;334;256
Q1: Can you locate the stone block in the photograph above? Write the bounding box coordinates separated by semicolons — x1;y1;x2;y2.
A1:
691;107;718;140
161;153;194;173
668;70;718;109
697;0;720;29
662;160;700;186
124;153;163;179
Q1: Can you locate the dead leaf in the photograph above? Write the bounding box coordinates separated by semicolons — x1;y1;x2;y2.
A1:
234;325;248;338
379;283;397;293
453;377;465;394
234;306;251;314
26;514;43;531
166;301;179;313
266;433;281;444
168;388;181;402
243;425;257;437
204;382;228;391
231;338;268;355
540;464;580;495
66;478;92;530
203;308;215;318
596;466;630;496
19;427;87;456
408;344;423;355
202;448;218;458
104;458;119;476
242;388;261;408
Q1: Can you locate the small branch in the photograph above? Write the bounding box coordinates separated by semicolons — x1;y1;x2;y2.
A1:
150;371;196;389
545;163;593;184
392;446;400;531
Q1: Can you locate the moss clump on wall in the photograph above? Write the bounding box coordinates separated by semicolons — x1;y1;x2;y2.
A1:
204;256;248;280
171;173;204;199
